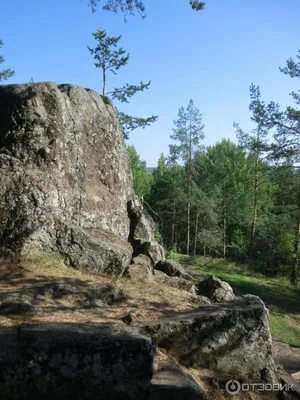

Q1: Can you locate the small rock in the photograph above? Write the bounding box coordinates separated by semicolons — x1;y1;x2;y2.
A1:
121;312;137;325
196;275;235;302
155;260;193;281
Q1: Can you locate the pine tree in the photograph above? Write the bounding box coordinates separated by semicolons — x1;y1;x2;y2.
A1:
201;140;253;259
127;145;153;199
88;0;205;15
88;28;157;138
148;158;186;250
88;29;129;96
0;40;14;82
169;100;205;255
234;84;271;258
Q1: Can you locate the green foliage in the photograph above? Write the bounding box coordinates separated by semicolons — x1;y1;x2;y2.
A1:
110;80;151;103
169;99;205;165
89;0;146;16
189;1;206;10
147;156;186;251
127;145;153;198
165;250;181;262
169;99;205;254
118;112;158;140
88;28;157;138
249;51;300;164
0;39;14;82
88;29;129;95
88;0;205;15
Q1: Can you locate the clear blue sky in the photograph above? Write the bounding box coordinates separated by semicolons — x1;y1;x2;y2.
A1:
2;0;300;166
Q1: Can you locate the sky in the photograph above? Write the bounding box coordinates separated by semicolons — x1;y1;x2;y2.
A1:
1;0;300;167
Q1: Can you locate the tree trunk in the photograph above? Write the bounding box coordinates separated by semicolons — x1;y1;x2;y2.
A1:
187;201;190;255
172;204;176;249
186;160;192;255
193;211;199;256
203;215;206;257
223;210;227;259
248;156;259;258
291;190;300;284
223;175;227;259
102;68;106;96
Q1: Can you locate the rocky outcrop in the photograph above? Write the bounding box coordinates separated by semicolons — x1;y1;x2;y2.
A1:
127;197;156;244
0;82;154;274
0;323;155;400
196;275;236;302
131;240;164;266
154;270;196;294
125;254;153;281
155;260;193;281
144;295;277;383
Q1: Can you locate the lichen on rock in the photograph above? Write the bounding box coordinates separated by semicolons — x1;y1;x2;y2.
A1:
0;82;155;275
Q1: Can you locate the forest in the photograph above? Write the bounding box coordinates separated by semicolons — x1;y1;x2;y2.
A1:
1;0;299;285
128;54;300;285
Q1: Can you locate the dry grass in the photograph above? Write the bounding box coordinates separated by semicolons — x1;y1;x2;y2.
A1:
0;254;197;330
0;254;282;399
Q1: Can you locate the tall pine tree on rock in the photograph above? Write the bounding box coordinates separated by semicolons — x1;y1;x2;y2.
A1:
88;28;157;138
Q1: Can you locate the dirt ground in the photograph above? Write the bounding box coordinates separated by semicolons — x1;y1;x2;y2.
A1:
0;258;293;399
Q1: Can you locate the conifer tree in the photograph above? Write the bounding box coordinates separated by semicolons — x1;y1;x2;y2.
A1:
88;0;205;15
88;28;157;138
234;84;271;258
169;100;205;255
0;40;14;82
127;145;153;199
88;29;129;96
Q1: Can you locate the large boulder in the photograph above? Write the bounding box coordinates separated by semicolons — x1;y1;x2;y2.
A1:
196;275;235;302
0;323;155;400
56;226;132;277
144;295;277;383
0;82;153;275
148;242;165;265
155;260;193;281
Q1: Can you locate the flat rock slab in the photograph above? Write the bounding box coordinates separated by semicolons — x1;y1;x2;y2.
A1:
57;226;133;277
147;362;206;400
273;340;300;374
144;295;277;383
0;323;155;400
153;270;196;294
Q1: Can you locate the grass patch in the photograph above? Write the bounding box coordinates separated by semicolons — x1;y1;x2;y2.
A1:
22;251;84;278
178;255;300;347
269;313;300;348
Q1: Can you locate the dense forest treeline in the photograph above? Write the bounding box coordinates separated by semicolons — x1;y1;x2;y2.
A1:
129;138;299;283
128;51;300;285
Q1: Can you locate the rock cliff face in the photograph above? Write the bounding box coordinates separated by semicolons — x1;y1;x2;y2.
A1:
0;82;153;274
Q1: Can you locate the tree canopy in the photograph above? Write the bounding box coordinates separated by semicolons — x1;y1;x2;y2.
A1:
88;0;206;15
0;40;14;82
